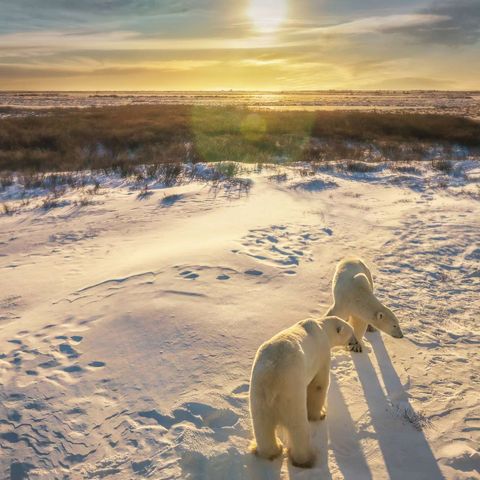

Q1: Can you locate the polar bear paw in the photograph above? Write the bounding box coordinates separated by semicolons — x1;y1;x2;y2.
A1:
289;451;316;469
250;440;283;460
348;338;364;353
308;407;326;422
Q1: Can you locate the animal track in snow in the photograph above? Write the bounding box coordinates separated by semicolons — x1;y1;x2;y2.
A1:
234;223;330;270
0;327;106;387
48;229;98;245
137;402;239;431
0;325;114;479
174;264;238;282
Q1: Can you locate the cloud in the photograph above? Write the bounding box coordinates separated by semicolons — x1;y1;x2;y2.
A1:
0;0;478;90
315;14;449;36
0;0;201;16
0;28;304;54
0;0;212;36
371;76;455;89
386;0;480;45
0;59;221;78
286;2;480;47
281;13;451;41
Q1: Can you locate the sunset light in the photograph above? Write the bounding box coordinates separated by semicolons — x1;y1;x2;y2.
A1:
0;1;479;479
248;0;288;33
0;0;478;90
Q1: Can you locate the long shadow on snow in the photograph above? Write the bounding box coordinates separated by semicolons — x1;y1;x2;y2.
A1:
352;333;445;480
327;376;372;480
178;374;371;480
179;446;282;480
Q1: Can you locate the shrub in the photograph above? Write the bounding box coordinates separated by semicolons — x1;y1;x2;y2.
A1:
432;159;453;174
0;175;14;189
389;162;421;174
160;163;183;186
41;197;61;210
2;203;14;215
345;161;380;173
213;162;240;179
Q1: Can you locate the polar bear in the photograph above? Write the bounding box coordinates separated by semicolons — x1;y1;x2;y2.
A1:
325;257;403;352
249;316;353;468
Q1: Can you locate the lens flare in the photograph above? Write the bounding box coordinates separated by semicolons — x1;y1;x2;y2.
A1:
248;0;288;33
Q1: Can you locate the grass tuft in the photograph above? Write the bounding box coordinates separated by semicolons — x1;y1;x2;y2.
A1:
345;161;381;173
432;159;453;174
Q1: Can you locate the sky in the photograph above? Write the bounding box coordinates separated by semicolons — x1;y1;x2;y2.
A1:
0;0;479;90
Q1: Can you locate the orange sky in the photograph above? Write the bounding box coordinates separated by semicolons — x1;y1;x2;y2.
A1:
0;0;479;90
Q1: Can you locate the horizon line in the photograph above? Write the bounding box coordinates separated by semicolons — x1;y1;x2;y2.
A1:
1;89;479;93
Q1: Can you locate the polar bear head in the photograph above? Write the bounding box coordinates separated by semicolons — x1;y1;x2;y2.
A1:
323;316;355;347
372;306;403;338
352;273;403;338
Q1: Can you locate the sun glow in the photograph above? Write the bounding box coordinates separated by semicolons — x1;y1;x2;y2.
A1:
248;0;288;33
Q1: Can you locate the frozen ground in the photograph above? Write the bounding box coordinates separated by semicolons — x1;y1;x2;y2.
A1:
0;162;479;479
1;90;480;119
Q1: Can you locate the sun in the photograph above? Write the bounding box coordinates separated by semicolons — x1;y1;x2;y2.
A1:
248;0;288;33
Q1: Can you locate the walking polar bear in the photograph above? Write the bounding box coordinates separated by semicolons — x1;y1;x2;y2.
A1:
325;257;403;352
249;316;353;468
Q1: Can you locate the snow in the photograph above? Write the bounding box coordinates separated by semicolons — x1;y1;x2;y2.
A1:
1;91;480;118
0;162;479;479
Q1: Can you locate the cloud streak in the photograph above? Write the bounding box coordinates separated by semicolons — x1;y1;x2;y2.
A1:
296;14;450;36
0;0;478;90
408;0;480;45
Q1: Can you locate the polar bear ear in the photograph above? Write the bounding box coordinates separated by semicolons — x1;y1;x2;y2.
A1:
353;273;371;291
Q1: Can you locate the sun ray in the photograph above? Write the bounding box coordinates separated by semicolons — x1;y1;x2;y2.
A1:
248;0;288;33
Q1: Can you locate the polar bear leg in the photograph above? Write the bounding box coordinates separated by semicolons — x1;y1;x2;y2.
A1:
282;387;315;468
250;402;282;460
307;370;329;421
348;315;367;353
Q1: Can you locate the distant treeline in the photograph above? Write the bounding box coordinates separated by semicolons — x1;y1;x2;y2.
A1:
1;105;479;173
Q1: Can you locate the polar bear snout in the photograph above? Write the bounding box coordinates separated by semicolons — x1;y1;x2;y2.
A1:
375;308;403;339
391;324;404;338
382;323;404;339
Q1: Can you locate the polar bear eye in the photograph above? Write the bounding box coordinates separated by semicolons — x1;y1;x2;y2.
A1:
377;312;384;321
336;326;342;334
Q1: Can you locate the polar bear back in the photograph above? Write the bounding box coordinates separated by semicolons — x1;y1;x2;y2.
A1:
251;320;330;392
332;257;374;302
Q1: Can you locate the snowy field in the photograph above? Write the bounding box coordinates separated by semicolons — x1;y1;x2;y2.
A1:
0;161;479;479
1;91;480;119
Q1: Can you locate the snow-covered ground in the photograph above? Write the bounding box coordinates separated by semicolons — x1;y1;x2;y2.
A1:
0;162;479;479
1;91;480;119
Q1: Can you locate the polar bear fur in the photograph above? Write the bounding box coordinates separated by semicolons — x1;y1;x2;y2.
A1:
249;316;353;468
325;257;403;352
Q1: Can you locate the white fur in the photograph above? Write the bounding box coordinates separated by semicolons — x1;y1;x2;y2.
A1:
249;316;353;468
326;257;403;352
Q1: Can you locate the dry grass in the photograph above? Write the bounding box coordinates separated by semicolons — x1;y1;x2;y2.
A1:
431;159;454;174
344;160;381;173
1;106;479;174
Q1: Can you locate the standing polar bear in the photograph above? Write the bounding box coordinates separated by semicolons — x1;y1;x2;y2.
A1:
249;316;353;468
325;257;403;352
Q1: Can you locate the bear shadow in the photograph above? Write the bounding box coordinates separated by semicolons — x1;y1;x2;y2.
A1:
326;376;373;480
285;369;371;479
351;332;446;480
179;446;282;480
286;419;334;480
